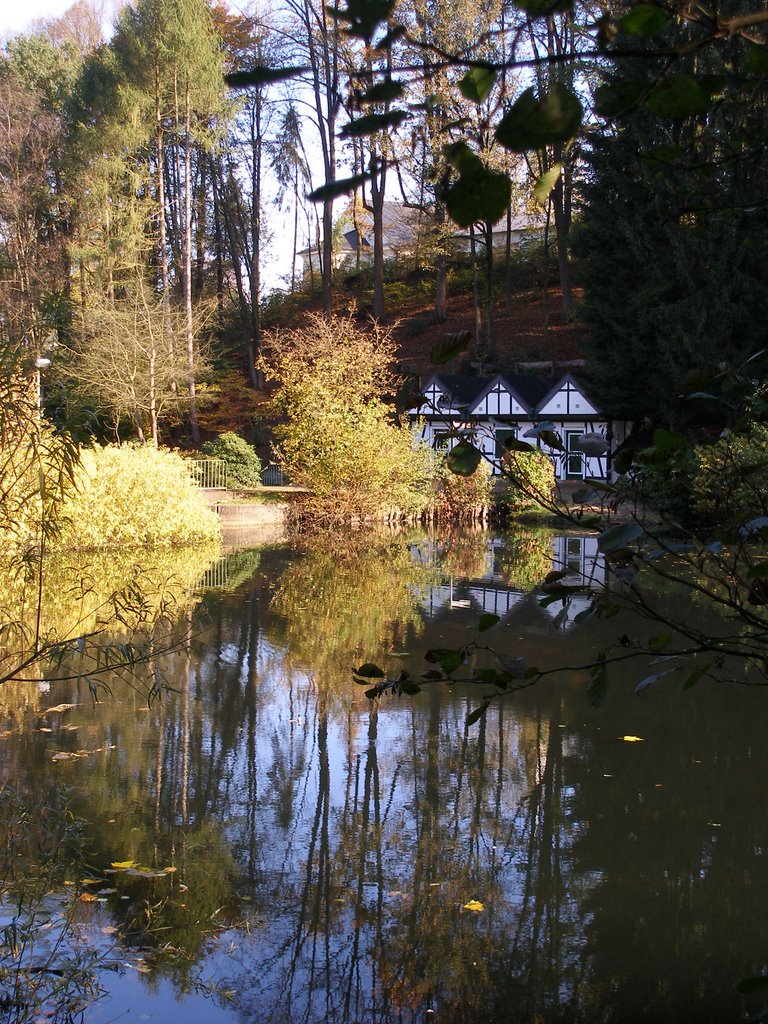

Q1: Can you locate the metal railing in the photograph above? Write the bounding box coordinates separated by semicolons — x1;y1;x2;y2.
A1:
190;459;227;490
260;464;290;486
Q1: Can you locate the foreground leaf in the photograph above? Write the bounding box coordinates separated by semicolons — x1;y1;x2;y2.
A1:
446;441;483;476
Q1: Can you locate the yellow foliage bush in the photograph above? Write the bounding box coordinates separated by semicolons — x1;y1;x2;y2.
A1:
56;445;221;550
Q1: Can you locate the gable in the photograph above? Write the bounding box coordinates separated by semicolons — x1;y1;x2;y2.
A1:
536;376;598;418
471;375;528;417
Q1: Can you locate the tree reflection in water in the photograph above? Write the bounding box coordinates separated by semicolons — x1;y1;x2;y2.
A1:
1;529;767;1023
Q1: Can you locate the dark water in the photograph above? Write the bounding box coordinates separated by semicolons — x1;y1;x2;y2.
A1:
2;527;768;1023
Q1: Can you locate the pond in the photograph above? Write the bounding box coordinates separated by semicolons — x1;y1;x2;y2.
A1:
2;526;768;1024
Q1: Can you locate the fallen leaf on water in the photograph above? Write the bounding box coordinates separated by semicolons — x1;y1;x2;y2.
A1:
43;703;78;714
111;860;136;869
621;735;644;743
101;926;119;935
463;899;484;912
78;893;99;903
163;866;177;873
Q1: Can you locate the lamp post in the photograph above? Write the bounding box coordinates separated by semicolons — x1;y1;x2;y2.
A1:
35;356;51;414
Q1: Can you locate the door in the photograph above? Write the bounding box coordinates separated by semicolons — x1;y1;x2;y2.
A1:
565;431;584;479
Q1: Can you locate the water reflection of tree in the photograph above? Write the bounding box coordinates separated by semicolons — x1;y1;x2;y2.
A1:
495;527;555;592
266;532;436;684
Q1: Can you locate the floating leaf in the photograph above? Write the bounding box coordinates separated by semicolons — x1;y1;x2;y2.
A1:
621;735;644;743
78;893;100;903
430;330;472;364
446;441;483;477
462;898;485;911
496;83;582;152
111;860;136;869
459;64;497;104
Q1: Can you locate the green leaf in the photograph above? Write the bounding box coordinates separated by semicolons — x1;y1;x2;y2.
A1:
737;976;768;994
537;428;564;451
466;701;490;727
358;79;404;104
682;663;710;690
598;522;644;554
648;74;713;118
400;680;422;695
648;631;672;653
513;0;572;15
225;65;308;88
496;84;583;152
309;172;371;203
446;441;483;476
459;64;497;104
430;330;472;364
354;662;385;678
571;433;609;456
745;44;768;75
533;163;562;205
593;80;646;118
340;109;407;137
588;660;607;707
478;612;500;632
617;4;670;37
327;0;396;41
445;162;512;227
438;651;464;675
500;436;536;453
635;666;679;695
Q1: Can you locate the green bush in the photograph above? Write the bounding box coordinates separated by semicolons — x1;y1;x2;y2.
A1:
202;431;262;488
691;425;768;531
432;456;494;520
57;444;221;549
495;449;556;515
261;313;434;522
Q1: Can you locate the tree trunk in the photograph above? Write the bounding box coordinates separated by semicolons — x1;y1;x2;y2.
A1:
183;82;200;445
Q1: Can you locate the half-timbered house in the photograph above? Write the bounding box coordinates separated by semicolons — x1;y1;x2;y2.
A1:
410;372;627;481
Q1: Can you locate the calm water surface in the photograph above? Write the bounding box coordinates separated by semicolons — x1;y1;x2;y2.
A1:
2;527;768;1024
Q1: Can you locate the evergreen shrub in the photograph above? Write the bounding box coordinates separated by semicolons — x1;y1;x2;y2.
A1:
202;431;262;487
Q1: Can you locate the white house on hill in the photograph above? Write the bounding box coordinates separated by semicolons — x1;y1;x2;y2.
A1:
409;372;628;482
